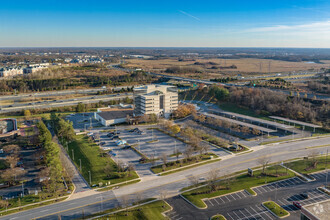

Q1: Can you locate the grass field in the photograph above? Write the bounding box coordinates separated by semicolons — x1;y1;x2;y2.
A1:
182;165;295;208
124;58;328;74
263;201;289;217
151;153;218;174
66;135;138;186
284;156;329;175
99;200;171;220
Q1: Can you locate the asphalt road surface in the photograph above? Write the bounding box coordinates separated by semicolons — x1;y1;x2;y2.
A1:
1;136;329;220
0;93;132;113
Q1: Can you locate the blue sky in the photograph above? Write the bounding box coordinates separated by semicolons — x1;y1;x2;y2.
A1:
1;0;330;47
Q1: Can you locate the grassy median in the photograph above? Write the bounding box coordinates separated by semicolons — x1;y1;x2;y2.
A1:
211;214;226;220
263;201;289;218
66;135;138;186
284;155;328;175
151;153;218;174
181;165;295;208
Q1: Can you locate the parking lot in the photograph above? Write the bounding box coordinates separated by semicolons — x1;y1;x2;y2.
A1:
166;171;330;220
66;113;101;130
252;176;304;195
119;128;187;158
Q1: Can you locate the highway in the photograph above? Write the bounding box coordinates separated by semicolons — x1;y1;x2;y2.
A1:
1;136;329;220
0;93;133;113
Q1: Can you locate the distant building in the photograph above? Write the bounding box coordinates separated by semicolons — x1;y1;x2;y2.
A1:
0;118;18;138
94;104;134;126
133;84;178;118
0;66;23;77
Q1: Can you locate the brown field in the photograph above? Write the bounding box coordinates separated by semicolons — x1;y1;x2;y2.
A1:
124;58;330;75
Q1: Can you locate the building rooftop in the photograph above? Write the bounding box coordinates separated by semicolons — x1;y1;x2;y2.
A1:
269;116;322;128
301;198;330;220
97;109;133;120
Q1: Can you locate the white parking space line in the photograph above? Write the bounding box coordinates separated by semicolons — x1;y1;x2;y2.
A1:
233;193;241;200
259;186;268;193
232;210;242;219
240;191;248;198
224;195;232;202
229;194;236;201
217;197;225;203
171;214;180;218
213;198;220;205
226;213;235;220
249;206;268;220
253;187;262;194
255;205;274;219
238;209;248;219
215;197;223;204
208;199;214;206
176;217;183;220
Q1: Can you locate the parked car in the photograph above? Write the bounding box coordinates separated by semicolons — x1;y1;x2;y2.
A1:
115;140;127;146
300;193;309;199
108;151;116;157
293;201;302;209
123;145;131;149
109;135;119;140
100;142;106;146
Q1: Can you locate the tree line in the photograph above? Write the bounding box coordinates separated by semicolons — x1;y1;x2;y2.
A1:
37;120;65;194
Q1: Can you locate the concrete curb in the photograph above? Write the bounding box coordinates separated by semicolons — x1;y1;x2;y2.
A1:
179;194;207;209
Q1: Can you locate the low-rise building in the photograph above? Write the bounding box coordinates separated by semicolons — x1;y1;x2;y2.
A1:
94;104;134;126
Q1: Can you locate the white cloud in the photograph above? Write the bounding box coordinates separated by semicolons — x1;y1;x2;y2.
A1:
246;20;330;34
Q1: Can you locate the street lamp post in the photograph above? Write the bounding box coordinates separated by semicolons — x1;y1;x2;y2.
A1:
88;171;92;185
325;149;329;188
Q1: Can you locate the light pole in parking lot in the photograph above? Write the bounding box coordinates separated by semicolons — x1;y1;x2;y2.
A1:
88;171;92;185
325;149;328;188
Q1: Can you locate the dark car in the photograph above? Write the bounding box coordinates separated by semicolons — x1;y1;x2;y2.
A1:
123;145;131;149
100;142;106;146
300;193;308;199
107;133;114;137
109;135;119;140
293;201;302;209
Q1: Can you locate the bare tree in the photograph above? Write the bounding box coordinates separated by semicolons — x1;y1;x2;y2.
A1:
257;156;271;174
308;150;319;168
6;155;19;169
104;162;113;178
127;163;135;177
160;153;167;167
206;168;220;192
187;175;199;186
183;145;194;160
159;190;168;208
3;145;20;155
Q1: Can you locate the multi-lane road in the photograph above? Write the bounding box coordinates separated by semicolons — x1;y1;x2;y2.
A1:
0;93;133;113
1;135;329;220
